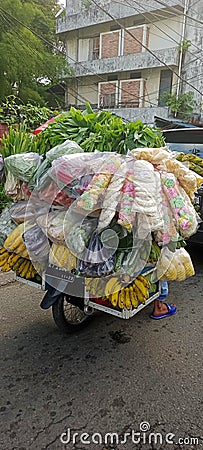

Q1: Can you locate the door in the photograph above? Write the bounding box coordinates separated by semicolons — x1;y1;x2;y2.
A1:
158;70;173;106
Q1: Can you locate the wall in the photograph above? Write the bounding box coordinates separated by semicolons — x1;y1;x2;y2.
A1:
148;16;182;50
57;1;183;33
110;106;169;124
66;15;181;65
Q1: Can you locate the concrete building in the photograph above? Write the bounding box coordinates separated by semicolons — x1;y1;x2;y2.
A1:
56;0;203;124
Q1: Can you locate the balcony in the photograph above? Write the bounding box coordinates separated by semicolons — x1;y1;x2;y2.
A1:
69;47;178;78
110;106;170;124
56;1;183;34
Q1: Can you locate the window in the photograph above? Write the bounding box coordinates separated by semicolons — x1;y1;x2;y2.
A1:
100;93;116;108
89;36;100;60
158;70;173;106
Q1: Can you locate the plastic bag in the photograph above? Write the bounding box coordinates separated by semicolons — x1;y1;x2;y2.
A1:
65;218;97;256
46;139;84;162
51;152;105;188
156;246;195;281
78;231;116;277
4;171;25;200
37;210;67;245
0;206;17;248
49;243;77;271
23;224;50;263
36;175;74;207
4;153;42;183
130;147;170;164
160;171;198;238
29;140;84;191
77;154;122;211
9;201;33;224
98;161;128;231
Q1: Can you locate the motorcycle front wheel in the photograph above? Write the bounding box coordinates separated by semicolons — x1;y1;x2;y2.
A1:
52;294;94;334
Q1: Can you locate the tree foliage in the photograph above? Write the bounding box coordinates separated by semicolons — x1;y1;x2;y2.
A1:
162;91;196;119
0;0;69;106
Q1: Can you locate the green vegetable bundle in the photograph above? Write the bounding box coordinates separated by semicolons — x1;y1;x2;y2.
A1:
35;103;164;155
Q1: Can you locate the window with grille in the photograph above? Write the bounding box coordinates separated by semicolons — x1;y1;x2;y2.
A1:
100;93;116;108
92;36;100;60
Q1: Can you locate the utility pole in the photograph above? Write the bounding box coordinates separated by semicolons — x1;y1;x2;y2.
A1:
175;0;189;116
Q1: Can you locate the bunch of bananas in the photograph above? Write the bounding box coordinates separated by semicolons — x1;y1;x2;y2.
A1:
104;275;150;310
4;224;29;258
49;243;77;272
176;153;203;176
0;247;37;279
157;248;195;281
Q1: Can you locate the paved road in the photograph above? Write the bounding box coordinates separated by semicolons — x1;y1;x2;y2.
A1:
0;247;202;450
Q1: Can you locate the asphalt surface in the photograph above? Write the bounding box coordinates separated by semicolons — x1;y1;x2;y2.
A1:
0;246;202;450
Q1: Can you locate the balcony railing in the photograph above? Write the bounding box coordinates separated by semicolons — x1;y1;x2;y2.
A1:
70;47;178;77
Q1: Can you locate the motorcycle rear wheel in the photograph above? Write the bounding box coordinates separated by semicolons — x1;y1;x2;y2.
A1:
52;294;94;333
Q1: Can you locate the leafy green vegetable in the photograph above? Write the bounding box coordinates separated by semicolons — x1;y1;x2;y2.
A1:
35;103;165;155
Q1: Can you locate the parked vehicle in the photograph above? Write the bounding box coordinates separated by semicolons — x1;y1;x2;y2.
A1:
163;128;203;244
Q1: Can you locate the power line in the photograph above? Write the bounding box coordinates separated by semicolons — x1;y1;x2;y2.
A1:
0;3;201;118
0;5;177;111
89;0;202;96
123;0;203;58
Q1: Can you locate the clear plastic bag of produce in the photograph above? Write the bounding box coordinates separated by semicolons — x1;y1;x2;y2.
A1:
49;243;77;271
78;231;116;277
35;173;74;207
28;140;84;191
4;171;27;200
65;217;98;256
156;246;195;281
46;139;84;162
77;153;123;211
0;205;17;248
50;152;120;191
23;224;50;263
37;210;67;245
160;171;199;239
4;153;42;183
9;200;48;224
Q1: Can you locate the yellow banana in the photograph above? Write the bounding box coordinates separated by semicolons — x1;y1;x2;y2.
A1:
125;287;132;310
17;259;28;275
105;277;122;296
118;290;125;309
110;292;119;307
20;261;30;278
137;274;150;289
0;254;9;266
1;262;11;272
132;282;145;303
134;279;149;300
129;285;138;308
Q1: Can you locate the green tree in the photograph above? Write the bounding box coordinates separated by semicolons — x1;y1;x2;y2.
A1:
162;92;196;120
0;0;69;106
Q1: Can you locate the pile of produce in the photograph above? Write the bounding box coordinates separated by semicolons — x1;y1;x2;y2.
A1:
0;106;202;311
34;103;165;155
176;153;203;176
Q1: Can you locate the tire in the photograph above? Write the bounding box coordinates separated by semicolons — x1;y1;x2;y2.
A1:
52;294;94;334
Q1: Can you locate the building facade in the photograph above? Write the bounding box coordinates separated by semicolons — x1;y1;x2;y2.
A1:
56;0;203;124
